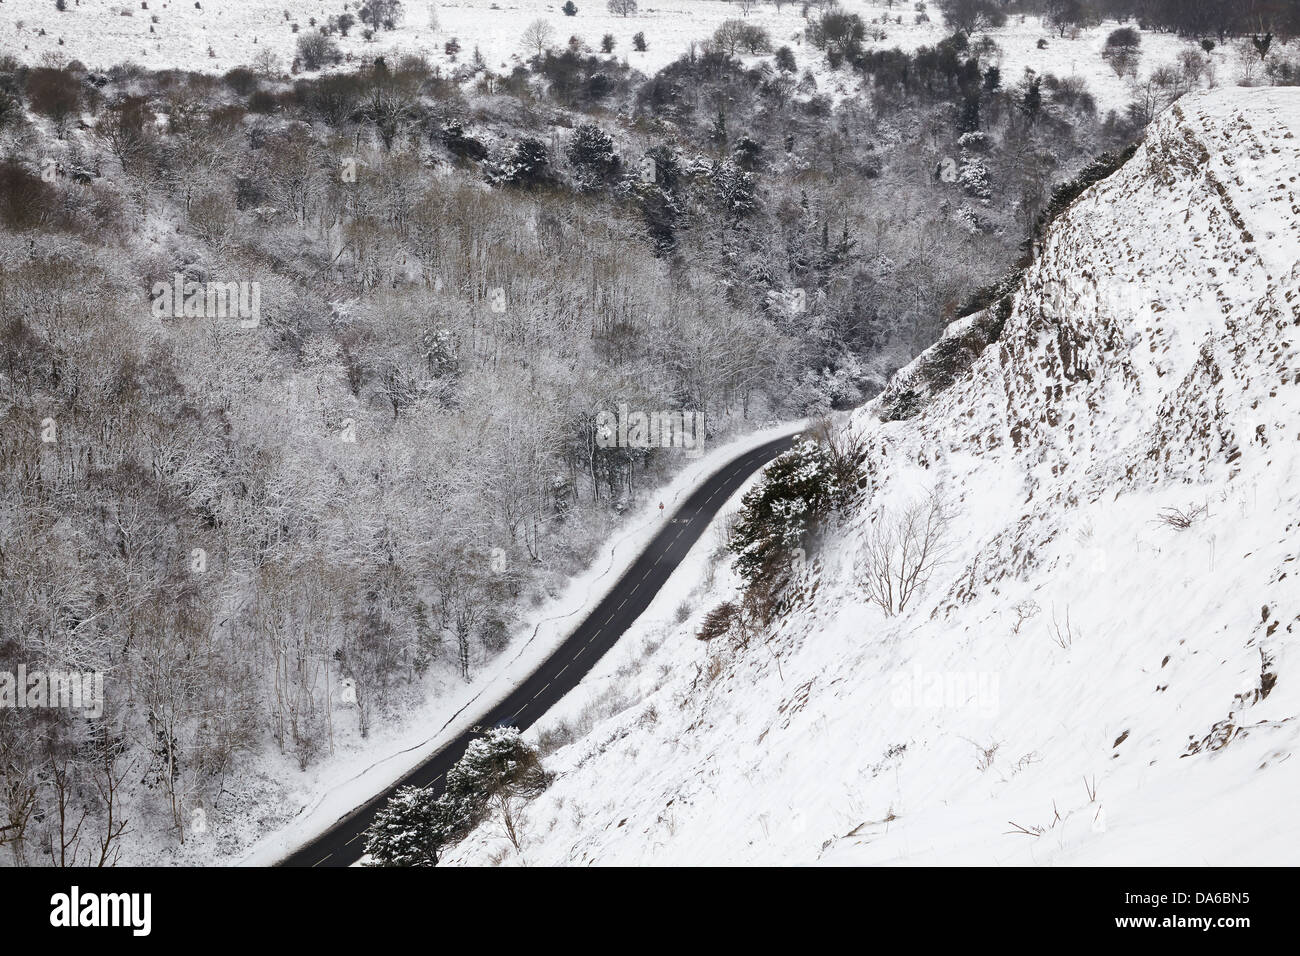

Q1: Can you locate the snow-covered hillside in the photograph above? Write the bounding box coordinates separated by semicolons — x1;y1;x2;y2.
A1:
444;87;1300;866
3;0;1209;113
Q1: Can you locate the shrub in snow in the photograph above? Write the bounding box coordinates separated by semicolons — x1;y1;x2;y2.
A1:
788;365;865;415
696;602;740;643
420;327;460;378
616;144;682;251
433;728;549;846
296;31;340;71
0;90;21;132
223;66;256;95
0;161;58;230
25;67;82;136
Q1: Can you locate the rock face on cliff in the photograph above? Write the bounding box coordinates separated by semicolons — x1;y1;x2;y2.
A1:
448;89;1300;866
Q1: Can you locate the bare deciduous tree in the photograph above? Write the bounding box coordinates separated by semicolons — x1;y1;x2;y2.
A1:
492;790;527;852
91;738;132;867
855;491;953;616
521;19;556;58
45;758;89;867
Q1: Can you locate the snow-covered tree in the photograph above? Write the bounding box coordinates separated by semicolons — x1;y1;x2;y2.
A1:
566;123;619;191
364;728;548;865
729;439;845;584
488;136;553;187
959;152;991;203
364;786;443;866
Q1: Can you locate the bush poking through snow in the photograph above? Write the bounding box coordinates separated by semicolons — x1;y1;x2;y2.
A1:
695;601;740;642
1047;606;1079;650
1011;599;1041;635
1154;503;1208;530
674;600;693;624
295;30;340;71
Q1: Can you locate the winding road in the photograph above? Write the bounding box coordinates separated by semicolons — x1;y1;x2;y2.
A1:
280;432;798;867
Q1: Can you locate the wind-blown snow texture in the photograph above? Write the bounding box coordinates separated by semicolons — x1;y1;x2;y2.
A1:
447;88;1300;866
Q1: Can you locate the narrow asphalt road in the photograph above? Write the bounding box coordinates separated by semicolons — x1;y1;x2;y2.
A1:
279;432;799;867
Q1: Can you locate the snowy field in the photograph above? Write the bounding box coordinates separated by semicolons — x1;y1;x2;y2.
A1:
442;87;1300;866
2;0;1234;114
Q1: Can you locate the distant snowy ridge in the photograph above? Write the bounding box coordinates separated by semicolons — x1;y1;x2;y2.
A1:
445;87;1300;866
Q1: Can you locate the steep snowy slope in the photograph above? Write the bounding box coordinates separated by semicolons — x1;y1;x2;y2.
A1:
444;87;1300;866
